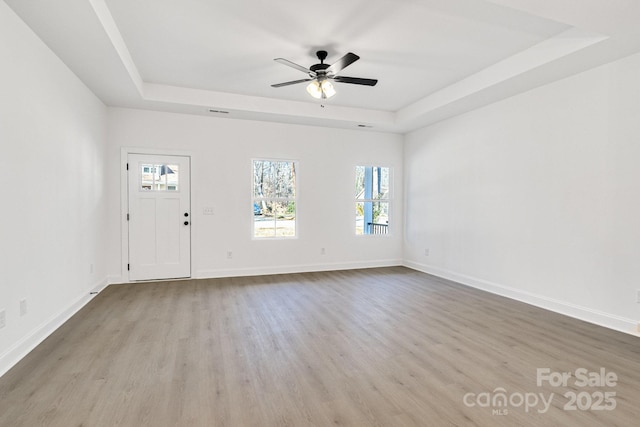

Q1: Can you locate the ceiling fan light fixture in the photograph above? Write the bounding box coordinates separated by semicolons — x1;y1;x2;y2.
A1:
306;80;322;99
306;78;336;99
321;79;336;98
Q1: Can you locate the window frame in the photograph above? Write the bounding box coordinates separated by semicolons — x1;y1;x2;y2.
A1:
355;165;391;236
251;158;299;239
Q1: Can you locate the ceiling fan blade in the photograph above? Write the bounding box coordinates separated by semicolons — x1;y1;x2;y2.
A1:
274;58;315;76
271;78;313;88
326;52;360;75
333;76;378;86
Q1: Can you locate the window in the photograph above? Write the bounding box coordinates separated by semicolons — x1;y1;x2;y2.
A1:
253;160;297;238
139;164;179;191
355;166;390;235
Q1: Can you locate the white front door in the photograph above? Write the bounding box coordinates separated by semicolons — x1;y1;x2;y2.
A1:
128;154;191;280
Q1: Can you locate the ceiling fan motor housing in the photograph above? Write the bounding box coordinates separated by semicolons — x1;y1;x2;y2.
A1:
310;63;329;74
310;50;330;76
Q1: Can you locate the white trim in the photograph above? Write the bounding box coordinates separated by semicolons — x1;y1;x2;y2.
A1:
403;260;640;337
90;278;109;294
107;274;125;285
195;259;403;279
0;277;109;378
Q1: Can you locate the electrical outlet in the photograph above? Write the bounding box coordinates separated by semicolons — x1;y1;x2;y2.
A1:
320;247;326;255
0;310;6;329
424;248;430;256
203;207;215;215
20;299;27;316
226;251;233;259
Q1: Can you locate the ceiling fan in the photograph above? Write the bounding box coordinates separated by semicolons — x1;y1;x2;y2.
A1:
271;50;378;99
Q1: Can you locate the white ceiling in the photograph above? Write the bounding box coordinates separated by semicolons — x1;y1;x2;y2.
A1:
5;0;640;133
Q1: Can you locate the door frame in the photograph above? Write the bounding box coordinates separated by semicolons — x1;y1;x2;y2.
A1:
120;147;194;282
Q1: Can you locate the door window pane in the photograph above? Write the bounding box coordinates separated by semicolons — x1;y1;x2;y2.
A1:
139;164;179;191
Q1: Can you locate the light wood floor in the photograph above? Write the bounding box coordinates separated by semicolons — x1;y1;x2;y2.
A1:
1;267;639;426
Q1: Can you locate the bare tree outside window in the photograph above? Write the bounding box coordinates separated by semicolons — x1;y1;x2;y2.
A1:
253;160;297;238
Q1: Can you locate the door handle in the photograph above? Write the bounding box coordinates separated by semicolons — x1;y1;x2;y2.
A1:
184;213;189;217
184;221;189;226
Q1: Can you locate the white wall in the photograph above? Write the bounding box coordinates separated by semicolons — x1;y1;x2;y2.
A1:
106;109;403;281
0;2;108;375
404;52;640;333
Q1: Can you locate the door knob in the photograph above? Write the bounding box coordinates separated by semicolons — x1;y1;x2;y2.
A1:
184;213;189;217
184;221;189;226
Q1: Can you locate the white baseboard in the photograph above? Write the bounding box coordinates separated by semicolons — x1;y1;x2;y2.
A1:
195;259;403;279
91;278;110;293
0;277;108;378
403;260;639;336
107;274;124;285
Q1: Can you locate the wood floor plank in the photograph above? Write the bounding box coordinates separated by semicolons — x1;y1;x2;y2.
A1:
1;267;639;426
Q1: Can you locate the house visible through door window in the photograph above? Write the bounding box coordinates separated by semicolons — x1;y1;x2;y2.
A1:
139;164;179;191
253;159;297;238
355;166;389;235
